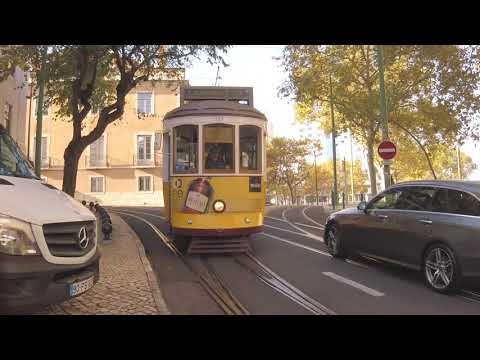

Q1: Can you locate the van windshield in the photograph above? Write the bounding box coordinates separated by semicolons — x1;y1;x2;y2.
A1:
0;128;38;179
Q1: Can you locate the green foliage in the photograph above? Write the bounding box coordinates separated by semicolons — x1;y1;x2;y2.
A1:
279;45;480;192
0;45;230;195
303;159;369;197
267;137;314;204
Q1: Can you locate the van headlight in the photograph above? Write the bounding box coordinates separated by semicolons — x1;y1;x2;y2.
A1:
0;216;40;255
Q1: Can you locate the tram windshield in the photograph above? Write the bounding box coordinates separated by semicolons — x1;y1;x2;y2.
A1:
239;125;261;172
174;125;198;173
204;124;234;172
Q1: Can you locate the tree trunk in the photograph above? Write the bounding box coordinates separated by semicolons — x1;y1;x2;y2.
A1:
62;142;85;197
287;183;296;205
366;139;377;195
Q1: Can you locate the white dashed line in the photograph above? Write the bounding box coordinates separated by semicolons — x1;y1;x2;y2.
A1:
322;272;385;297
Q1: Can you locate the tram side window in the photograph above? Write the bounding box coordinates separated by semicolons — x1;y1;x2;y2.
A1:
174;125;198;173
204;124;234;172
239;125;261;172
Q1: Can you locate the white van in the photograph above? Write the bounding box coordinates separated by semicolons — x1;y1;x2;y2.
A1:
0;125;100;313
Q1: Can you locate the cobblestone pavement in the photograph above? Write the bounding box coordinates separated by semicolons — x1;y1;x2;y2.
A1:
35;213;169;315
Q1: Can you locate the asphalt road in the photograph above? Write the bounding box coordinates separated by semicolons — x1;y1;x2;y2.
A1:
110;205;480;315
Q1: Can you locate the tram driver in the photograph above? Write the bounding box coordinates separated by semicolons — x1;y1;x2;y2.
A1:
205;144;230;170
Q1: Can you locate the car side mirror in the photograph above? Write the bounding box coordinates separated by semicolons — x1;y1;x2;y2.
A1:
357;201;367;212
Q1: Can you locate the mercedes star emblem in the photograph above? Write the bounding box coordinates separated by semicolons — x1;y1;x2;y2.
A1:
77;226;89;249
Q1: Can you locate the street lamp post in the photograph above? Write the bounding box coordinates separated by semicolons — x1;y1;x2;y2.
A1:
313;149;319;206
376;45;391;190
329;74;338;210
34;46;48;177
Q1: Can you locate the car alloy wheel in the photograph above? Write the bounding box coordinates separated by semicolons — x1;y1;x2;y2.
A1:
326;224;345;258
424;246;457;292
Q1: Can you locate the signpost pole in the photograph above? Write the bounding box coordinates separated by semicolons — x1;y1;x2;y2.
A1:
329;74;338;210
376;45;391;189
35;46;48;177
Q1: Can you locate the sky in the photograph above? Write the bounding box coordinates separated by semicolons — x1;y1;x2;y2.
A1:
186;45;480;180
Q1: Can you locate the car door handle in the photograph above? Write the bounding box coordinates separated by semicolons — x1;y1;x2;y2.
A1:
377;214;389;219
418;219;433;225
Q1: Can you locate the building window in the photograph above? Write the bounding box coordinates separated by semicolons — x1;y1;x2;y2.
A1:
137;92;153;114
204;124;234;173
3;103;12;134
138;176;152;192
239;125;261;172
33;136;48;167
137;134;152;163
89;135;106;167
154;132;162;151
90;176;104;193
174;125;198;173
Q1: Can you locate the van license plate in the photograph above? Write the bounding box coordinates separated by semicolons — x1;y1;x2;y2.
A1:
69;276;94;297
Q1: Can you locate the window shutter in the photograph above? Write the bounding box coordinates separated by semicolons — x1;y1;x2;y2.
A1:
146;135;152;160
155;132;162;151
41;137;47;161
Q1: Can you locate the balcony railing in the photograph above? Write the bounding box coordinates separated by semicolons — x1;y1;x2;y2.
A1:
85;156;108;169
33;153;163;170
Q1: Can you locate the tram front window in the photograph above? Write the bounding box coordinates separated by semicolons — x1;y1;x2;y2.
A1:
204;124;234;172
174;125;198;173
240;125;261;172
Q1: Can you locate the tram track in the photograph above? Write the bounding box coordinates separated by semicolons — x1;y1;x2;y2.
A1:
112;208;336;315
111;210;248;315
234;252;336;315
111;207;480;314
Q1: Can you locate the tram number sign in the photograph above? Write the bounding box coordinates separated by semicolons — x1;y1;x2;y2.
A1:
378;141;397;160
249;176;262;192
185;191;209;213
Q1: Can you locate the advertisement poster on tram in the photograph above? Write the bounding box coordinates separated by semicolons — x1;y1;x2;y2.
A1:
183;178;214;213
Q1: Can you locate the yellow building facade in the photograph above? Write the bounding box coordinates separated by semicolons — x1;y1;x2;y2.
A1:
27;79;186;206
0;67;29;152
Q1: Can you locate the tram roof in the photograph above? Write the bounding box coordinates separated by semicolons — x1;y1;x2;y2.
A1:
163;100;267;121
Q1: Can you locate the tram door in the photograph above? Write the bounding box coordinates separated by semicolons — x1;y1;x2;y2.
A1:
162;131;171;222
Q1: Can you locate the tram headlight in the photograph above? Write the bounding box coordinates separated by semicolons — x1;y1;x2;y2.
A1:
213;200;226;213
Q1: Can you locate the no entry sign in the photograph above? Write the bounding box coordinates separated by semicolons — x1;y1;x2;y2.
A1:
378;141;397;160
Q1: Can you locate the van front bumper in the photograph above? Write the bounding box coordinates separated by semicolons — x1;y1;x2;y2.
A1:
0;250;100;314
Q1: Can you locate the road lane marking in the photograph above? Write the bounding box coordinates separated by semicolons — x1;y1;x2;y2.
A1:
260;232;331;257
282;208;325;242
260;233;370;272
263;224;324;241
265;216;289;223
294;222;325;230
302;207;327;228
322;272;385;297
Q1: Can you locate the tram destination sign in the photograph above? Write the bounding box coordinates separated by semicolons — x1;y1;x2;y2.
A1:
181;86;254;106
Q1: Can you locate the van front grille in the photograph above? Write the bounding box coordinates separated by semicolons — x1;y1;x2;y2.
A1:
42;221;95;257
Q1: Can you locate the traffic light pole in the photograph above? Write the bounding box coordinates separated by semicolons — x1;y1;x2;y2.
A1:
376;45;391;189
313;150;319;206
35;46;47;177
329;74;338;210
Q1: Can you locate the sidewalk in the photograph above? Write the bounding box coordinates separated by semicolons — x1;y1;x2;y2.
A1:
35;213;169;315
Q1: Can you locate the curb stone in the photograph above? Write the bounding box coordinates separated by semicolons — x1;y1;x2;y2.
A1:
111;213;171;315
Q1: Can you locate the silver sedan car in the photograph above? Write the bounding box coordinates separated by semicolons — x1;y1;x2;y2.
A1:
324;180;480;293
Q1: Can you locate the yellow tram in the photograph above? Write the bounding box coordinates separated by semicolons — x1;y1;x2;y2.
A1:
161;87;267;242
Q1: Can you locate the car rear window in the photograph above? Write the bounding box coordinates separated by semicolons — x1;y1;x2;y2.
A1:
431;188;480;216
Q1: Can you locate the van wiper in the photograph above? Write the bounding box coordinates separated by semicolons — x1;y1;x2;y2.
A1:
12;171;40;180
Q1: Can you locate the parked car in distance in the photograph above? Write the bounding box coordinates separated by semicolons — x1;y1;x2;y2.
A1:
324;180;480;293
